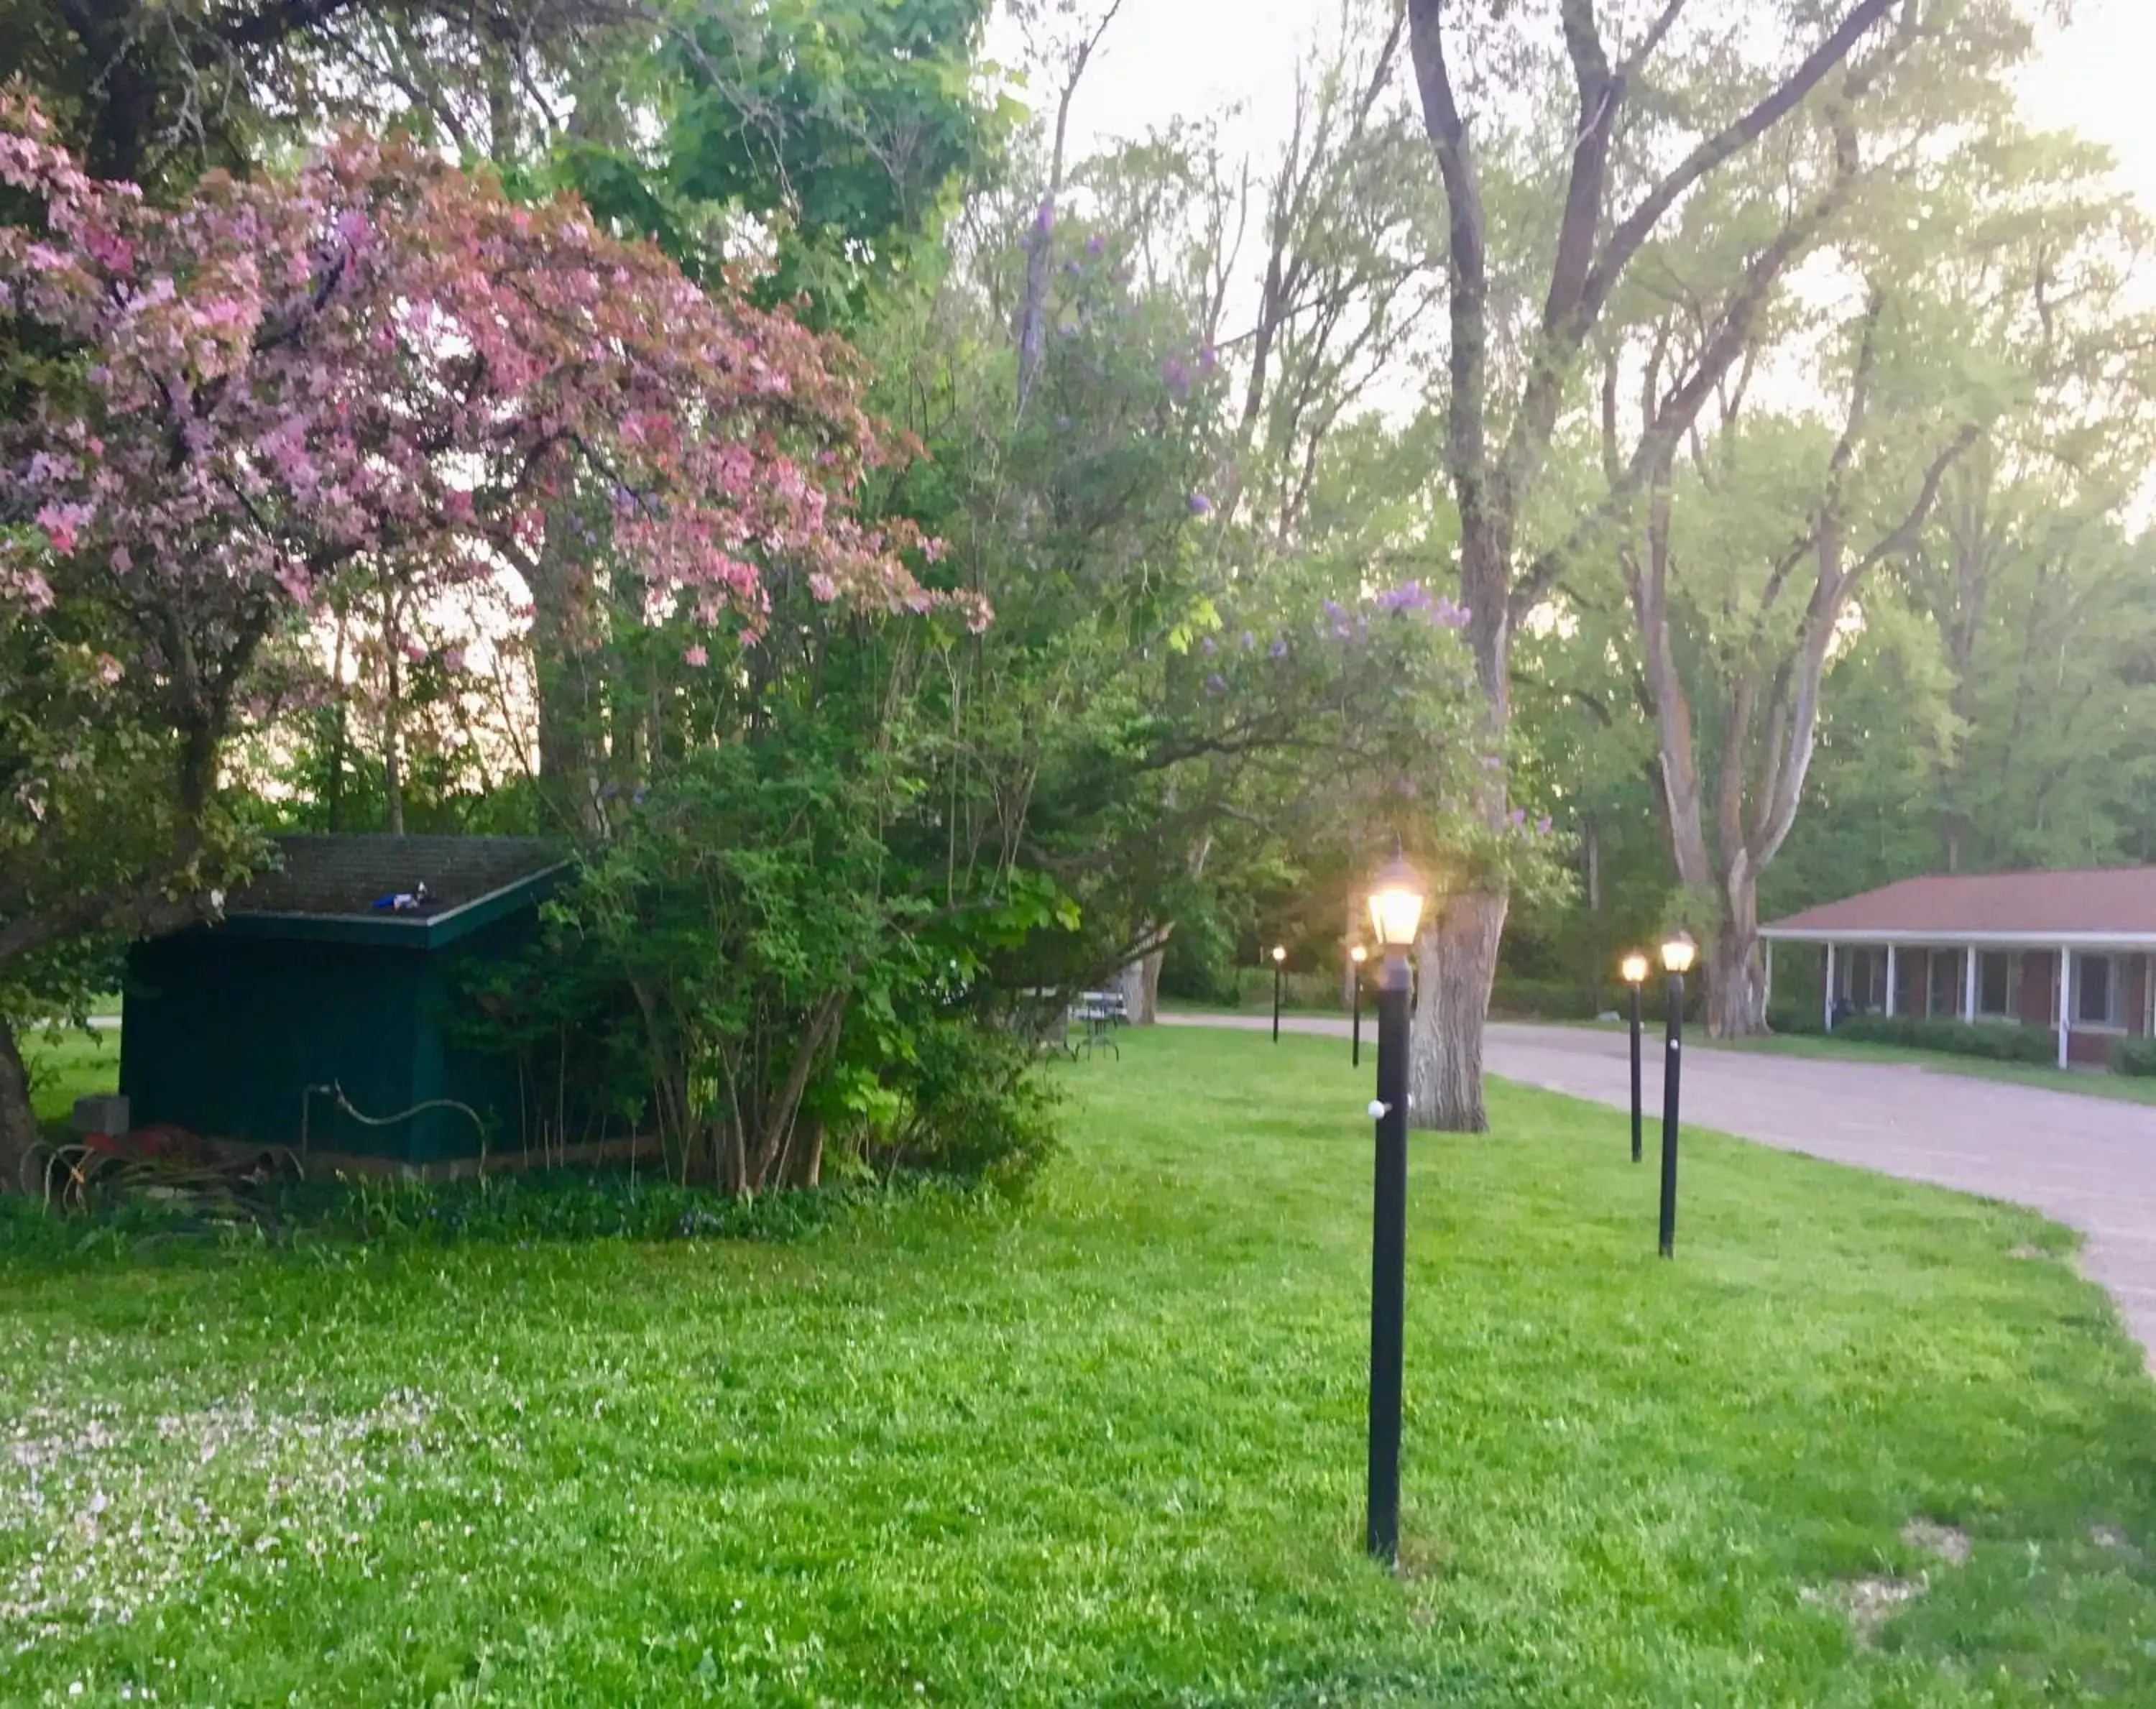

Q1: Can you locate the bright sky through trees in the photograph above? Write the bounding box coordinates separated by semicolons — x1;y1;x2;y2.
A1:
995;0;2156;224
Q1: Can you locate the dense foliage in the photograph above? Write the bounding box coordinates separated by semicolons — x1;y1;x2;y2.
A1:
8;0;2156;1185
1826;1014;2059;1065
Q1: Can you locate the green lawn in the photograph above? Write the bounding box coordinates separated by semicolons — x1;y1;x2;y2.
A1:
4;1029;2155;1705
19;1025;121;1138
1704;1029;2156;1107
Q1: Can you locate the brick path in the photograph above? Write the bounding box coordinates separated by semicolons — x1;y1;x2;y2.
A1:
1162;1013;2156;1362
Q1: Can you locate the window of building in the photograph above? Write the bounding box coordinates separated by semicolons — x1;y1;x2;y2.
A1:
1978;951;2014;1018
2075;954;2122;1030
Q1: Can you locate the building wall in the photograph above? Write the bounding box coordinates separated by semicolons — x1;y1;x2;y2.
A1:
122;909;550;1164
124;936;425;1158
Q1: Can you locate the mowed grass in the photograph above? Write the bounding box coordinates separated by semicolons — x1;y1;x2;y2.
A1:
4;1028;2155;1706
1705;1029;2156;1107
19;1026;121;1139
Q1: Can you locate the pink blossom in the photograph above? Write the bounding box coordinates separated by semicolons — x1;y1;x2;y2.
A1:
0;86;969;732
34;499;93;554
683;644;709;668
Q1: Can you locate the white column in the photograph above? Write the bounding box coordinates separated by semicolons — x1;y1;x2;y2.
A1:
1963;946;1977;1023
1764;940;1775;1009
2058;946;2072;1069
1884;944;1897;1016
1824;944;1835;1032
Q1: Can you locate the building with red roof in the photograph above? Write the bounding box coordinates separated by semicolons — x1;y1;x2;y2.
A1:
1759;868;2156;1069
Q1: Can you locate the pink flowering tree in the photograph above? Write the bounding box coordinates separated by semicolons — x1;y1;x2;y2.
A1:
0;93;963;1166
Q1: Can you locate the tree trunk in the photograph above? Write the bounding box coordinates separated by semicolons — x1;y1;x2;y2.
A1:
1409;889;1506;1133
528;505;602;838
1583;814;1603;1013
0;1021;40;1195
1342;893;1363;1006
780;1117;825;1189
381;586;405;836
1117;944;1164;1026
1707;868;1769;1038
326;607;350;832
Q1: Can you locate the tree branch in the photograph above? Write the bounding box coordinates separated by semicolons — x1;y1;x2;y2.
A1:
1576;0;1901;331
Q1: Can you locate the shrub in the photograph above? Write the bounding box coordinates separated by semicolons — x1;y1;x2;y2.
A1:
831;1019;1061;1189
1831;1013;2055;1064
1490;975;1601;1021
2112;1037;2156;1078
1210;967;1348;1012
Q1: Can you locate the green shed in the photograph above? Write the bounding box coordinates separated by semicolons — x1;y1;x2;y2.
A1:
121;835;569;1171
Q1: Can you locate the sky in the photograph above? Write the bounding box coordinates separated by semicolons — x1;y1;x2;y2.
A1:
997;0;2156;218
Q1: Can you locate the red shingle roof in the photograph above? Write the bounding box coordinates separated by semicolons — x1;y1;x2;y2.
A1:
1762;868;2156;942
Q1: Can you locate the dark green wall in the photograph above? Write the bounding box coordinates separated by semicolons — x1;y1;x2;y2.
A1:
122;911;540;1166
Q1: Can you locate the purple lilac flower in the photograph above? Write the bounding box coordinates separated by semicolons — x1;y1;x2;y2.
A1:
1508;807;1527;827
1161;356;1192;395
1374;581;1432;614
1034;199;1056;235
1200;635;1217;655
1199;343;1217;371
1240;631;1255;650
1205;673;1227;694
1478;755;1502;771
1085;234;1105;257
1270;637;1288;658
1189;492;1214;516
1537;815;1552;836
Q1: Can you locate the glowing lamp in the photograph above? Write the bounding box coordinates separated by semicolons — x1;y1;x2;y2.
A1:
1365;854;1426;951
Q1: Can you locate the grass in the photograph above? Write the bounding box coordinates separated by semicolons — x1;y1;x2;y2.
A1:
1705;1028;2156;1107
3;1028;2155;1705
19;1025;122;1139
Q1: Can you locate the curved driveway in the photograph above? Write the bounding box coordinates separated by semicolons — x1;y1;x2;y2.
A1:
1164;1013;2156;1360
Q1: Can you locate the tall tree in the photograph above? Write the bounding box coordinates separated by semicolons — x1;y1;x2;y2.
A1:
0;98;945;1174
1617;103;2156;1036
1399;0;2005;1128
3;0;625;190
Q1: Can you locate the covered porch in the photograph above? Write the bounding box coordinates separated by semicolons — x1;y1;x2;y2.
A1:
1766;939;2156;1069
1761;869;2156;1072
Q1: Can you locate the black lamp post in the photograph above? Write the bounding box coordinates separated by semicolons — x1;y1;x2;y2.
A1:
1621;952;1648;1164
1271;944;1287;1042
1657;931;1697;1258
1363;850;1426;1565
1350;944;1367;1068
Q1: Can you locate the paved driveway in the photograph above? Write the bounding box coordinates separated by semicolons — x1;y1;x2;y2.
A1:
1162;1013;2156;1360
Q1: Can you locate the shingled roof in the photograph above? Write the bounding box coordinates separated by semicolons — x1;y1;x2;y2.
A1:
213;835;570;946
1761;867;2156;945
